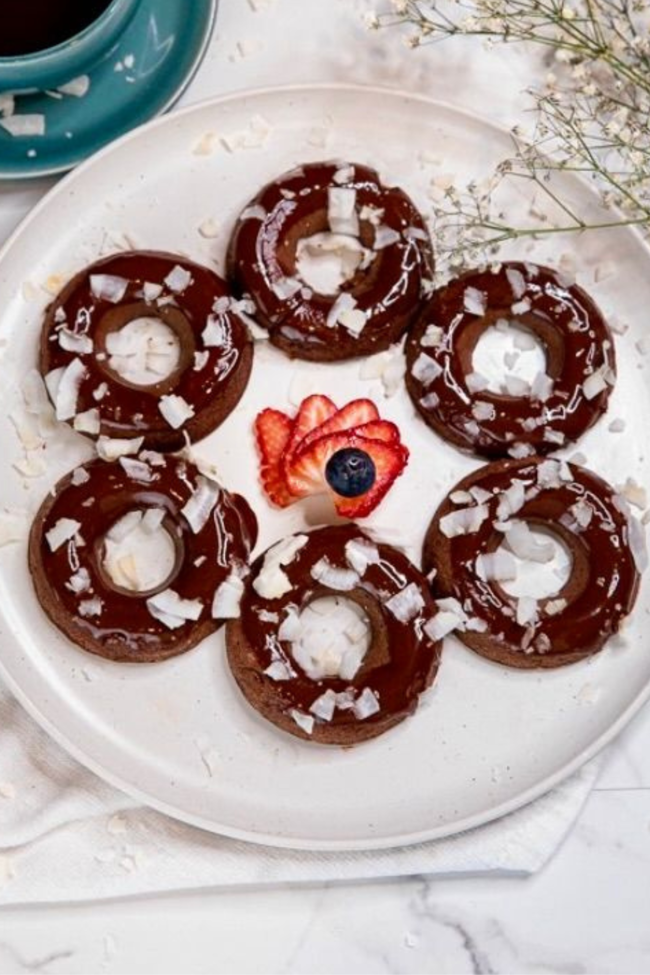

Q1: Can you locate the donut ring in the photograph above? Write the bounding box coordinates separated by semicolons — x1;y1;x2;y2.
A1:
227;161;434;362
40;251;254;451
226;525;442;745
405;262;615;458
423;458;641;668
29;456;258;663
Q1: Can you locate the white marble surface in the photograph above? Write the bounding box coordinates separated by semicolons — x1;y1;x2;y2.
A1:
1;1;650;972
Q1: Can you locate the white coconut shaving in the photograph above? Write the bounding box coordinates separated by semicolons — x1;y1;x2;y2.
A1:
618;477;647;510
411;352;442;386
502;520;554;562
45;518;81;552
118;457;153;483
90;274;129;303
164;265;193;294
345;538;380;575
373;225;401;250
496;479;526;521
52;358;86;420
476;550;518;582
309;690;337;722
472;401;495;422
58;329;93;355
0;508;29;547
78;597;103;618
158;394;195;429
385;583;425;623
96;436;144;461
516;596;539;626
212;573;245;619
310;557;360;591
181;475;220;533
326;291;357;329
463;287;487;316
73;408;100;435
328;187;359;236
439;504;489;538
253;535;309;600
353;688;380;720
290;710;314;735
0;114;45;137
506;267;527;299
146;589;203;629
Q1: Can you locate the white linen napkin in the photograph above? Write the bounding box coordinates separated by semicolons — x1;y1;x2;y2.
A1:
0;682;601;905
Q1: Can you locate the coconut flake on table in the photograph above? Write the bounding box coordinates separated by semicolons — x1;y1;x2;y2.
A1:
253;535;309;600
627;512;648;573
9;410;43;451
198;217;220;239
0;114;45;137
146;589;203;629
181;475;220;533
220;114;272;152
73;408;100;435
159;394;195;429
90;275;129;303
50;358;86;420
345;537;380;575
45;518;81;552
290;710;314;735
0;508;28;546
439;504;489;538
502;519;554;562
385;582;425;623
516;596;539;626
327;186;359;237
310;557;360;591
411;352;442;386
496;479;527;520
476;549;517;582
464;372;488;394
358;344;405;397
373;225;401;250
212;573;245;619
79;597;103;618
57;75;90;97
608;418;626;433
618;477;647;510
463;287;487;316
96;435;144;461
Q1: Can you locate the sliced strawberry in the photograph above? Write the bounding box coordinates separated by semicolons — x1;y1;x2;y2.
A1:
353;419;400;443
298;398;381;453
255;408;294;507
286;431;409;517
283;394;337;464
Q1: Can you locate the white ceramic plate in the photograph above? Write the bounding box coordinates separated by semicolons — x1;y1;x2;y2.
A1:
1;85;649;851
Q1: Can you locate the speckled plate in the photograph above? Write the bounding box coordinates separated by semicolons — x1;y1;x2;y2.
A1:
0;85;649;850
0;0;217;179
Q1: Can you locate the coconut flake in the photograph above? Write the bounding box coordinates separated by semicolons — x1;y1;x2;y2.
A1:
339;307;368;336
506;267;526;299
119;457;153;483
46;518;81;552
439;504;489;538
90;275;129;303
78;597;103;618
385;582;425;623
73;408;100;435
58;329;93;355
546;597;567;616
310;557;360;591
159;394;195;429
618;477;647;510
326;291;357;329
253;535;309;599
328;187;359;236
345;538;380;575
516;596;539;626
240;204;267;221
420;324;444;348
353;688;380;720
476;550;517;582
0;114;45;137
466;372;489;393
164;265;193;294
96;436;144;461
147;588;203;629
271;276;302;301
310;690;337;722
496;479;526;520
463;287;487;316
264;660;295;682
181;475;220;533
608;418;626;433
503;520;554;562
472;401;495;422
53;358;86;420
212;573;245;619
290;710;314;735
0;508;28;546
583;366;612;400
504;375;530;397
57;75;90;97
373;225;401;250
66;567;91;593
411;352;442;386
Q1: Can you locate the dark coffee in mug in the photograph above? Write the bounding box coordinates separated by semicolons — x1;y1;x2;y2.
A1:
0;0;113;57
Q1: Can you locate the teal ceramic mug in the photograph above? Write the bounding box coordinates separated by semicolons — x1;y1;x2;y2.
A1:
0;0;141;92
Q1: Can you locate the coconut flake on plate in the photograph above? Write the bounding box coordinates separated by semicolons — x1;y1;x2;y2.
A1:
618;477;647;510
90;274;129;303
463;287;487;316
220;114;271;152
439;504;489;538
57;75;90;97
73;408;100;435
181;475;220;532
476;550;517;582
385;582;425;623
253;535;309;599
0;508;28;546
353;688;380;720
96;435;144;461
212;573;245;619
465;372;489;393
146;588;203;629
290;710;314;735
328;187;359;236
411;352;442;386
345;537;380;575
608;418;625;433
0;114;45;137
45;518;81;552
159;394;195;429
310;557;360;591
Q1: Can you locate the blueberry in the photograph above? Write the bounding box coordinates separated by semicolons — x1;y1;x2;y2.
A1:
325;448;376;498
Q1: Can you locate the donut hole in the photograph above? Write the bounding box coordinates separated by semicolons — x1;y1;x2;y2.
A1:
106;317;181;386
295;232;369;294
285;596;371;681
100;508;181;596
497;524;573;599
471;320;547;396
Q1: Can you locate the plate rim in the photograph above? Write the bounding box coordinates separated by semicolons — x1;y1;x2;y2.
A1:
0;0;219;181
0;81;648;851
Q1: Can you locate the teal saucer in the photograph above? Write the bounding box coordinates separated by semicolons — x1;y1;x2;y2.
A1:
0;0;217;179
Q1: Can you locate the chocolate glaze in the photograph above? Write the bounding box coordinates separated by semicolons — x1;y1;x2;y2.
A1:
405;262;615;457
29;456;258;663
423;458;641;669
227;162;434;361
40;251;253;451
226;525;441;744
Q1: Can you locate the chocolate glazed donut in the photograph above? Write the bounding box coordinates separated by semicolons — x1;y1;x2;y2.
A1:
405;262;615;458
226;525;442;745
423;458;642;669
29;456;258;663
227;161;434;362
40;251;254;451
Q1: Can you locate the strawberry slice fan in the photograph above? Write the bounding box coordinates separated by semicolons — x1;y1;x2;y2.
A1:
255;395;409;518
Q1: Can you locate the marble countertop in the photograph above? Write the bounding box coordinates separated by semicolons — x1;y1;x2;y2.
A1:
1;1;650;972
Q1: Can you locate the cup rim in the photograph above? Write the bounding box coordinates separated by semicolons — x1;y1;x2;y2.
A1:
0;0;131;65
